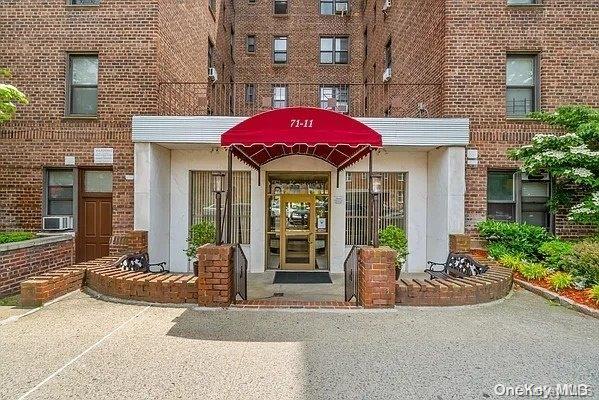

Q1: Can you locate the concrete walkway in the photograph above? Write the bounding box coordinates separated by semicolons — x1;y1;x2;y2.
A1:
0;290;597;400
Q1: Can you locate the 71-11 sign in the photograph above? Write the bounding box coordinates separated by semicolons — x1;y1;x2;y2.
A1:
290;119;314;128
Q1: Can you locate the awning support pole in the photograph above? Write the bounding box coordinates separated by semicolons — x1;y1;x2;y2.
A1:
336;169;340;189
367;149;373;246
258;167;261;186
227;149;233;244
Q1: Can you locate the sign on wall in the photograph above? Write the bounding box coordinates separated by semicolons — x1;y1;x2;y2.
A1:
94;148;114;164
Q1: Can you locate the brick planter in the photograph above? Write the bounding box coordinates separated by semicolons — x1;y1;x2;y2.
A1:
396;255;513;306
197;244;235;307
1;234;74;297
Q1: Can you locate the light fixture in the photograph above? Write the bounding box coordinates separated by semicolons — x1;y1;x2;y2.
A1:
212;172;226;245
212;172;225;193
371;173;382;195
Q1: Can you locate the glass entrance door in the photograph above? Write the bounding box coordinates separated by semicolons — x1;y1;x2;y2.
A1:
280;194;316;270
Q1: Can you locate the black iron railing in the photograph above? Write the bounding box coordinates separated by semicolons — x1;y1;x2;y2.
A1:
344;245;358;302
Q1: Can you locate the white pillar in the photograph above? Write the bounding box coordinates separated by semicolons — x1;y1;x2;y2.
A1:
426;147;465;263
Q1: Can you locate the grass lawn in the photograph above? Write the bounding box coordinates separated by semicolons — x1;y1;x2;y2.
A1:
0;294;20;307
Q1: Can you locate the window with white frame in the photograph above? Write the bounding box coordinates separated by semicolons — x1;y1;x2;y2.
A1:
487;170;551;228
246;35;256;53
320;0;349;14
46;169;74;216
67;54;98;116
506;54;539;117
272;85;288;108
245;84;256;103
273;36;288;63
190;171;252;244
319;85;349;112
320;37;348;64
345;172;406;245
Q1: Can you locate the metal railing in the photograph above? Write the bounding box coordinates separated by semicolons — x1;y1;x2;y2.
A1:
158;82;442;118
234;244;248;301
344;245;358;302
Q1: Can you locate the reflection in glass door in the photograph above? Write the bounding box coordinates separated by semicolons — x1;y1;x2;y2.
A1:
280;194;315;270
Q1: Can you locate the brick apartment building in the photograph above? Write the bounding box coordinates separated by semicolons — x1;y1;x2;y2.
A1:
0;0;597;271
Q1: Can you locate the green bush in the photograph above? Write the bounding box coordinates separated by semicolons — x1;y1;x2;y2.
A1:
498;254;524;271
379;225;408;270
185;221;216;259
477;220;552;260
0;231;35;244
564;240;599;286
588;284;599;304
539;240;574;270
548;272;574;291
519;262;549;280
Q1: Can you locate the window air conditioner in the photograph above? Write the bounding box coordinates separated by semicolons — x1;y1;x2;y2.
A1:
382;0;391;12
383;67;392;82
336;104;349;113
208;67;218;82
335;2;349;15
522;173;550;181
42;216;73;231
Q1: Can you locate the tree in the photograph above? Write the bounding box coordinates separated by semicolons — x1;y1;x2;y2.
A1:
0;68;28;123
508;105;599;226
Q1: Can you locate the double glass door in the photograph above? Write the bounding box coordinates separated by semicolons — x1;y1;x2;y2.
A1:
280;194;316;270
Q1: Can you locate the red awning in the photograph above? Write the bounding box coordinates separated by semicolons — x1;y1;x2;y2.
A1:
221;107;382;170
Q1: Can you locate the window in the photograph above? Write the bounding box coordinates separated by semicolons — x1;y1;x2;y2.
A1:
245;84;256;103
190;171;252;244
274;0;288;14
246;35;256;53
67;54;98;116
320;0;348;14
319;85;349;111
506;54;539;117
69;0;100;4
272;85;288;108
84;170;113;193
346;172;406;245
273;36;287;64
385;38;392;69
487;171;551;228
46;170;74;216
508;0;539;4
320;36;348;64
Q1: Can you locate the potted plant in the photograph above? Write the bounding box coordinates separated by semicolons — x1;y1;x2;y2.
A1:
185;221;216;276
379;225;409;280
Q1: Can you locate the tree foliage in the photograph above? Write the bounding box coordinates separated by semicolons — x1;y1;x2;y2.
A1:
508;106;599;226
0;68;28;124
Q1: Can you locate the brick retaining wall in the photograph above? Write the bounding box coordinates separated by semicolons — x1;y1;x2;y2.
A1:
0;235;74;297
396;256;513;306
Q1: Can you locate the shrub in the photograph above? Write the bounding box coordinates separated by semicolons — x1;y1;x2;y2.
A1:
548;272;574;291
185;221;216;259
539;240;574;271
519;262;549;280
498;254;524;271
477;220;552;260
379;225;408;270
564;240;599;286
0;231;35;244
588;284;599;304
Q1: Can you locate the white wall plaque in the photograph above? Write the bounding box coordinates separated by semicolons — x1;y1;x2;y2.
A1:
94;148;114;164
125;174;134;181
64;156;76;166
334;196;343;205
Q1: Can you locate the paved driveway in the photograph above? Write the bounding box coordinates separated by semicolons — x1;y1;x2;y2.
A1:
0;290;597;400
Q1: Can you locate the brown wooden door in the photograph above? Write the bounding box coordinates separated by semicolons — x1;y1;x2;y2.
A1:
77;169;113;262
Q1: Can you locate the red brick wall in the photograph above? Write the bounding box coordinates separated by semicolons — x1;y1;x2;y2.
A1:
358;246;396;308
443;0;598;236
0;236;74;297
197;244;234;307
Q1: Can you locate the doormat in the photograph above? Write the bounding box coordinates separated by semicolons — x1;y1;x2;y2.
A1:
273;271;333;284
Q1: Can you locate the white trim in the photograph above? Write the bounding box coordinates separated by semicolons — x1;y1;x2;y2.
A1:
132;116;470;147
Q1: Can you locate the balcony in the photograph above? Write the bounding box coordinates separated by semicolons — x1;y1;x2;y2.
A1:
157;82;442;118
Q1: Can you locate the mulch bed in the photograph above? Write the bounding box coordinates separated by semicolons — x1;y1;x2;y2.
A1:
514;272;599;310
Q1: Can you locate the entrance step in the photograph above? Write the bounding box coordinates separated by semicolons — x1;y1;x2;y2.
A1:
232;300;358;309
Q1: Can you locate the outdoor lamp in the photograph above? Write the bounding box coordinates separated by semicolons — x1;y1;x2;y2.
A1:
212;172;225;193
371;174;382;195
212;172;226;245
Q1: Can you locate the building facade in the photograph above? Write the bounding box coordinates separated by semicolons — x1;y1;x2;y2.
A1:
0;0;597;271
